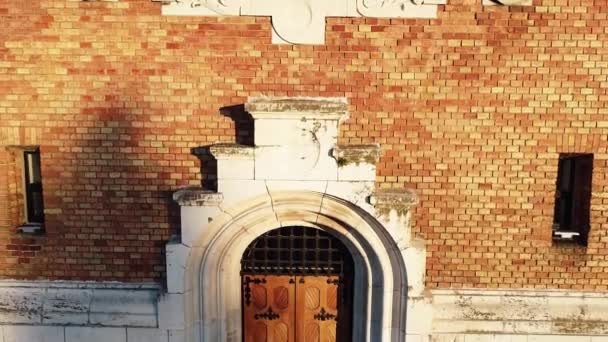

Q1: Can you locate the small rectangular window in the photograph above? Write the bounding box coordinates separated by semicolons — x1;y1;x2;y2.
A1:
553;153;593;245
23;148;45;226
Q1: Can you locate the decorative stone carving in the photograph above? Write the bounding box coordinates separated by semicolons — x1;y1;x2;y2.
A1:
157;0;447;45
357;0;446;18
482;0;532;5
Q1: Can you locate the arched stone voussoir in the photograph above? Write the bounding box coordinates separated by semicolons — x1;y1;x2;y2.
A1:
180;190;409;342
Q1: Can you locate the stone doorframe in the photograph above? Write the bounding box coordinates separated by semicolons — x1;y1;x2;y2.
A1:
185;191;409;342
165;97;426;342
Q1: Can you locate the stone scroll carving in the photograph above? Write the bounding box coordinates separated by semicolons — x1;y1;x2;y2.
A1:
157;0;447;45
482;0;533;5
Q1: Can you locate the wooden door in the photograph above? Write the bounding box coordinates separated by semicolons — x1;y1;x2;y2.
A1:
243;275;296;342
295;276;339;342
243;275;348;342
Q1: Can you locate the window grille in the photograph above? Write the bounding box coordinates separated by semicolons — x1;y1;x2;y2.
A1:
241;226;353;276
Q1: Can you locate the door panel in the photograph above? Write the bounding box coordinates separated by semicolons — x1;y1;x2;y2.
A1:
295;276;338;342
243;275;346;342
243;275;296;342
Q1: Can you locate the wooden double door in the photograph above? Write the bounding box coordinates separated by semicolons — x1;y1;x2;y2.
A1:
242;274;351;342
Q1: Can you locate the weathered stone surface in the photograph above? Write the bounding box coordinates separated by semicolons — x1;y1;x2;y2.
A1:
2;326;64;342
246;96;348;116
371;189;419;216
42;288;92;325
0;288;44;324
65;327;126;342
127;328;169;342
208;144;254;159
432;289;608;336
172;187;224;206
90;289;158;327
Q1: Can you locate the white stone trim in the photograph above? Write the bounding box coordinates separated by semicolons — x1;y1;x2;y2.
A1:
0;281;160;328
431;288;608;336
157;0;446;45
178;190;411;342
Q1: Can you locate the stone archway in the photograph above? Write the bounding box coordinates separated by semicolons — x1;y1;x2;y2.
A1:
164;98;424;342
182;191;408;342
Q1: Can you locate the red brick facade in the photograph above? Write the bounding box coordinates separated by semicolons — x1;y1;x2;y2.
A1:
0;0;607;289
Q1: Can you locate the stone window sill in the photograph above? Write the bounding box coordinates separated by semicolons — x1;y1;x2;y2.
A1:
17;223;44;235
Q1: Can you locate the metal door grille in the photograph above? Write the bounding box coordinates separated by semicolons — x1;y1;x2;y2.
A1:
241;226;353;276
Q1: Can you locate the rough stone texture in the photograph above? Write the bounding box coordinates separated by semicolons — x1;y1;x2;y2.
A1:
432;289;608;336
246;97;349;115
0;281;159;328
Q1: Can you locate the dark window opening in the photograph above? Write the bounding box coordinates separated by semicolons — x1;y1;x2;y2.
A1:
553;153;593;245
24;149;44;225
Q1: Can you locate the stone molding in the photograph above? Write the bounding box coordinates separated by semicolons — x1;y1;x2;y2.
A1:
0;280;159;327
157;0;447;44
178;190;410;342
432;288;608;336
245;96;349;118
208;143;254;160
172;187;223;206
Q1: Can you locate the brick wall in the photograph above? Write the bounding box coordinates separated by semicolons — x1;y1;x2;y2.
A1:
0;0;607;288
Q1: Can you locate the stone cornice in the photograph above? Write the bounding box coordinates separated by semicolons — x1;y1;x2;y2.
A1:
245;97;348;121
209;143;255;160
173;187;224;206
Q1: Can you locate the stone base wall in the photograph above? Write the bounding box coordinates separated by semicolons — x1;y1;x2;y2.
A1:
1;281;607;342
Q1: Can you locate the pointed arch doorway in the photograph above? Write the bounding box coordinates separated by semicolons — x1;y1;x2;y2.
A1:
241;226;355;342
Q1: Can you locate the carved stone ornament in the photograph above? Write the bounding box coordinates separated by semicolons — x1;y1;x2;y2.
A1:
156;0;447;45
482;0;533;5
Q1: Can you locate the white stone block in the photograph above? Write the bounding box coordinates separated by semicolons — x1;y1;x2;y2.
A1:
127;328;168;342
166;242;190;294
42;288;91;325
65;327;126;342
168;329;186;342
181;206;219;247
528;336;591;342
325;181;374;209
89;289;158;327
0;288;44;324
216;158;254;180
406;298;433;335
464;335;501;342
431;334;465;342
402;240;426;296
158;294;185;330
336;162;376;181
254;146;338;181
2;326;64;342
217;179;267;210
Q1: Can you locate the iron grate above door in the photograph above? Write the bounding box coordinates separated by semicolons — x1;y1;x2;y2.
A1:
241;226;353;276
